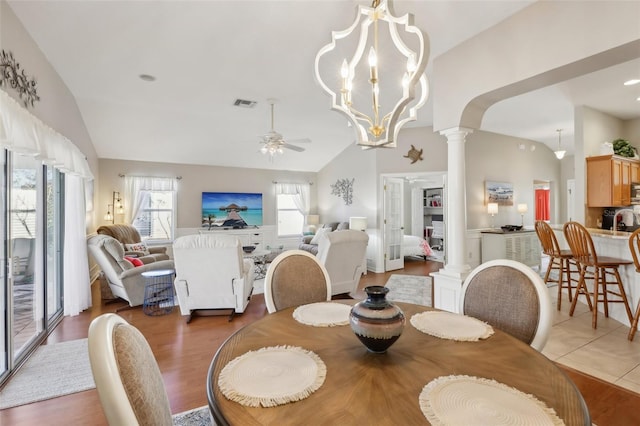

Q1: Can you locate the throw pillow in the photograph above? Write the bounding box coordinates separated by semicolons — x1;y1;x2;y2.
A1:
310;227;330;245
124;256;144;267
124;242;150;256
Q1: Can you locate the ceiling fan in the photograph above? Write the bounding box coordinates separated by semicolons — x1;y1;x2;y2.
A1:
259;99;310;156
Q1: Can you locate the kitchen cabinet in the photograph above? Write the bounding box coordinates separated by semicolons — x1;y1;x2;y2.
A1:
586;154;640;207
481;230;541;267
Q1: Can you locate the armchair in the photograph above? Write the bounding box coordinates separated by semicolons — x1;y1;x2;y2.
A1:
172;234;255;323
316;229;368;296
96;224;169;264
87;234;175;308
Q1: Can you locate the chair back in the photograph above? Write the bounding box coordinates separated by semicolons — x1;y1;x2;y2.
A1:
316;229;368;295
629;228;640;273
264;250;331;313
97;224;143;245
459;259;552;351
563;221;597;267
88;313;172;426
535;221;561;257
173;234;253;312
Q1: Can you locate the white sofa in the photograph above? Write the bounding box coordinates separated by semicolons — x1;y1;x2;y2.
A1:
173;234;255;322
316;229;369;296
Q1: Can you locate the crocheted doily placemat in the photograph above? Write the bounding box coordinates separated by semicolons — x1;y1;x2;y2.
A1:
218;345;326;408
293;302;351;327
419;375;565;425
410;311;494;341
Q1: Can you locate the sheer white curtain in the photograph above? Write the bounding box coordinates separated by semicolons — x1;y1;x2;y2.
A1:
63;174;92;315
275;183;310;216
123;176;177;224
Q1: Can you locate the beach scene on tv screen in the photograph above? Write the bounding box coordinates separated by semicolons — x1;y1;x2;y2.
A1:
202;192;263;228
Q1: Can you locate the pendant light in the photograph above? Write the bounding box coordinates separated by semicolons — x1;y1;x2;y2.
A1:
554;129;566;160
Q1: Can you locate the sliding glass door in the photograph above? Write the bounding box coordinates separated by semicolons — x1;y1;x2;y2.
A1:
0;152;64;384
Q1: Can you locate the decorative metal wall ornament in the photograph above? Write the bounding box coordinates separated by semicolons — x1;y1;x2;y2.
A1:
0;50;40;108
403;144;423;164
331;178;355;205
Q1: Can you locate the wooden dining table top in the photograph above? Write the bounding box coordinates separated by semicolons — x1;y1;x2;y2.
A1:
207;301;591;425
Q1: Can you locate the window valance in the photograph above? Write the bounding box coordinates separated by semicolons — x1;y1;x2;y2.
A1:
0;89;93;179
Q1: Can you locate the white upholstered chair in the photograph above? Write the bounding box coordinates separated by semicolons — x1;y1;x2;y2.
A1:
87;234;175;308
459;259;552;352
316;229;369;296
173;233;255;322
88;313;173;426
264;250;331;313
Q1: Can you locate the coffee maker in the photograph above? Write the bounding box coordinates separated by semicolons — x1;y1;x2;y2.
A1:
602;208;616;230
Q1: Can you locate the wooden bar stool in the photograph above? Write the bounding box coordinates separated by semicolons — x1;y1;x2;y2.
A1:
627;228;640;341
534;221;578;310
563;221;633;329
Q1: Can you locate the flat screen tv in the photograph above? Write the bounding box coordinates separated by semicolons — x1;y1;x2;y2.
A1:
202;192;263;228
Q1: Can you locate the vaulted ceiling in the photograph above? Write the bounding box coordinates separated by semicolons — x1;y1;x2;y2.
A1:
8;1;640;172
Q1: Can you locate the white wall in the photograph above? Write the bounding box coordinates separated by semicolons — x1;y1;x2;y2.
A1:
99;159;317;232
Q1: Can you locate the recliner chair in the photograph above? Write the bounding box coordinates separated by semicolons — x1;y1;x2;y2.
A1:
97;224;169;264
172;233;255;323
316;229;368;296
87;234;175;308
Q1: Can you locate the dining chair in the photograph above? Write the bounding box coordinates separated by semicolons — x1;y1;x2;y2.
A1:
459;259;552;351
563;221;633;329
534;220;578;310
88;313;173;426
627;228;640;341
264;249;331;313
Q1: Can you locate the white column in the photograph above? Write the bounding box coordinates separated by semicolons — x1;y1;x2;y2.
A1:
431;127;472;313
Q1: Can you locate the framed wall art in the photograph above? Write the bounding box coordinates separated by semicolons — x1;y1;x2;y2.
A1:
485;181;513;206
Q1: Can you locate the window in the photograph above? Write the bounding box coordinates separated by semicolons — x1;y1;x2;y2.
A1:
132;190;175;242
277;193;304;237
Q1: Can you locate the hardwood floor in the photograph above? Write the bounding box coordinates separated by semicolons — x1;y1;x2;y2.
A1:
1;257;639;425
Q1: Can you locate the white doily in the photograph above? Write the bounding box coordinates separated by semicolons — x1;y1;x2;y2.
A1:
419;375;565;425
218;345;326;407
410;311;494;341
293;302;351;327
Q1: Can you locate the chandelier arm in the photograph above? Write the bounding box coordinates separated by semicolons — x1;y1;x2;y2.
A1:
348;107;375;127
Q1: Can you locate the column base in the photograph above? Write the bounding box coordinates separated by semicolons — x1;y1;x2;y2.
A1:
431;269;468;313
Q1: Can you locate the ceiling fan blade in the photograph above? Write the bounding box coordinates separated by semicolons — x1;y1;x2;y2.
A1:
282;143;305;152
286;138;311;144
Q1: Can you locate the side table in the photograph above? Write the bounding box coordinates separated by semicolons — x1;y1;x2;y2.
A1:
243;249;271;280
142;269;175;316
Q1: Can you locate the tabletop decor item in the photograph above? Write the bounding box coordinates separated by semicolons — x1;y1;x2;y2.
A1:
349;285;405;353
293;302;351;327
410;311;494;342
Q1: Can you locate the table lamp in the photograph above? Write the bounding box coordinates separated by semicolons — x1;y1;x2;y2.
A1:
487;203;498;228
306;214;320;233
517;203;528;227
349;217;367;232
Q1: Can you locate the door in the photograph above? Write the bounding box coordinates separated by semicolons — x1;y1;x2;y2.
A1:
384;177;404;271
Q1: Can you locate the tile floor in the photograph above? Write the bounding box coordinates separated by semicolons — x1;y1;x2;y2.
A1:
543;285;640;394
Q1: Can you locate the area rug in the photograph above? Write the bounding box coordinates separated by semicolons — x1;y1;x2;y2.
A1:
173;405;213;426
0;339;95;409
253;278;264;295
385;274;432;307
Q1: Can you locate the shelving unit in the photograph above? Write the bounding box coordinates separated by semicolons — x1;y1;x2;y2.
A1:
423;188;444;251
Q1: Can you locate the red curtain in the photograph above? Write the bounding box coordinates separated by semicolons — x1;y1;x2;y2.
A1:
535;189;550;221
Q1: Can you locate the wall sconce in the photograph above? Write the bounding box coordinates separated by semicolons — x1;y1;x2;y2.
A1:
104;204;113;223
517;203;528;227
306;214;320;233
487;203;498;228
349;216;368;232
113;191;124;215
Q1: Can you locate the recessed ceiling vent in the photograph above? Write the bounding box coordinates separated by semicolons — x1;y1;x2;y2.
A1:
233;99;257;108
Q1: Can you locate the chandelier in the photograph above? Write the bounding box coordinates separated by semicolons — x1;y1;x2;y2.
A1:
314;0;429;148
554;129;566;160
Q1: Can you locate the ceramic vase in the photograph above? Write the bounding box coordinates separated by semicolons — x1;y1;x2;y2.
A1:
349;286;405;353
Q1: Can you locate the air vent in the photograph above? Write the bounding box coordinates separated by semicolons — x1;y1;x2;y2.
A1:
233;99;257;108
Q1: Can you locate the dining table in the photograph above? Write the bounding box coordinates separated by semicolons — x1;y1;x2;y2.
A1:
206;300;591;425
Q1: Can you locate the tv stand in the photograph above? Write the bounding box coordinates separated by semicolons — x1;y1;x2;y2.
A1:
199;227;266;248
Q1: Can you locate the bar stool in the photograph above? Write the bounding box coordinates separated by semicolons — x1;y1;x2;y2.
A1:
563;221;633;329
627;228;640;341
534;221;578;310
